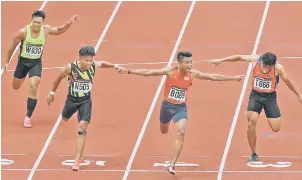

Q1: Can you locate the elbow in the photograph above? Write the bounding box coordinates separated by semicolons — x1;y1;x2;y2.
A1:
144;70;152;76
233;55;245;61
55;31;63;35
9;44;17;52
208;76;217;81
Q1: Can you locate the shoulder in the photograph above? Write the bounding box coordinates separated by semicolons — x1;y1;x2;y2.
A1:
15;27;26;39
66;63;72;70
249;54;261;63
43;25;53;33
189;69;202;79
190;69;199;76
43;24;51;29
275;63;285;76
165;66;176;76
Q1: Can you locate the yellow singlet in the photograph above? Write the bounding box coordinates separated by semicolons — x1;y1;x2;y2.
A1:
20;24;46;60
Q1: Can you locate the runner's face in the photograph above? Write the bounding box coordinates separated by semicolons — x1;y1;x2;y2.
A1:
31;17;44;32
179;57;192;73
261;62;273;73
80;56;94;70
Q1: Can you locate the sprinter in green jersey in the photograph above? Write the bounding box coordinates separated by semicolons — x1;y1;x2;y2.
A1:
4;10;79;128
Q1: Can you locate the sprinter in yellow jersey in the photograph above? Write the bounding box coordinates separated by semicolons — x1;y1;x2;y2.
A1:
4;10;79;128
46;46;127;171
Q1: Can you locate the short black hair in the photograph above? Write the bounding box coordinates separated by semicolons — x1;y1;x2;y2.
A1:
79;46;96;57
32;10;46;20
261;52;277;66
177;51;192;62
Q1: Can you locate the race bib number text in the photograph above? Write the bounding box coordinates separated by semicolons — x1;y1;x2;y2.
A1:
254;77;272;91
168;87;186;103
73;82;92;93
25;44;43;56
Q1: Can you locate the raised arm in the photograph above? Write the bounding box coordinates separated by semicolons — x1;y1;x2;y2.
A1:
277;64;302;103
47;64;71;106
191;69;244;81
44;15;79;35
210;54;259;67
125;67;173;76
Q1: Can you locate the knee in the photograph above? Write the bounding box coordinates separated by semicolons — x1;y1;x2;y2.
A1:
247;120;257;130
12;80;21;90
78;127;87;135
161;129;168;134
272;127;280;132
78;129;87;135
29;83;39;92
160;122;169;134
246;113;257;128
12;83;21;90
177;129;186;137
78;122;88;135
271;123;281;132
29;80;40;92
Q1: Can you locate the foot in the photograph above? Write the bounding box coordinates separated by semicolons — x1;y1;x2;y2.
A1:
248;152;258;163
167;165;175;175
72;160;80;171
23;116;32;128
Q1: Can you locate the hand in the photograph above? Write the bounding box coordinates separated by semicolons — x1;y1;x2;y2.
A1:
69;14;79;24
209;59;222;67
47;94;55;106
3;63;9;72
115;66;128;74
234;75;245;82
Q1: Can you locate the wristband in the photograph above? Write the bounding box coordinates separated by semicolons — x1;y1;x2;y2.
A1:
50;91;55;95
114;64;118;68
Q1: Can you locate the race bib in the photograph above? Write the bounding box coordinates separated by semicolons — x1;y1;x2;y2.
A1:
25;44;43;56
73;82;92;93
168;86;187;103
254;76;272;91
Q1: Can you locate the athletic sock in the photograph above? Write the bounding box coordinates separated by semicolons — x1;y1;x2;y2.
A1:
26;98;37;118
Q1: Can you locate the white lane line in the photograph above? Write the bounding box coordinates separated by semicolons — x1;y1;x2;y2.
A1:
217;1;271;180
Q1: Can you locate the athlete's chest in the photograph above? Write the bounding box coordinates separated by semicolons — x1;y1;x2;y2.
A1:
23;36;45;57
167;74;192;89
252;66;276;91
165;74;192;103
70;69;94;93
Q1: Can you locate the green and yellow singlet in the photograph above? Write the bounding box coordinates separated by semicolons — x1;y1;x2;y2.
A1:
68;61;96;99
20;24;46;60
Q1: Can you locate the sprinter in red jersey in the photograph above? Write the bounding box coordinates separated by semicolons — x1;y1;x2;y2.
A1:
118;51;244;175
210;52;302;163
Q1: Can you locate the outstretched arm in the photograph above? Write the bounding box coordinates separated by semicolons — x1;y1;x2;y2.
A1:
94;61;117;68
47;64;71;106
210;54;259;67
191;70;244;81
125;67;172;76
45;15;79;35
277;64;302;103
